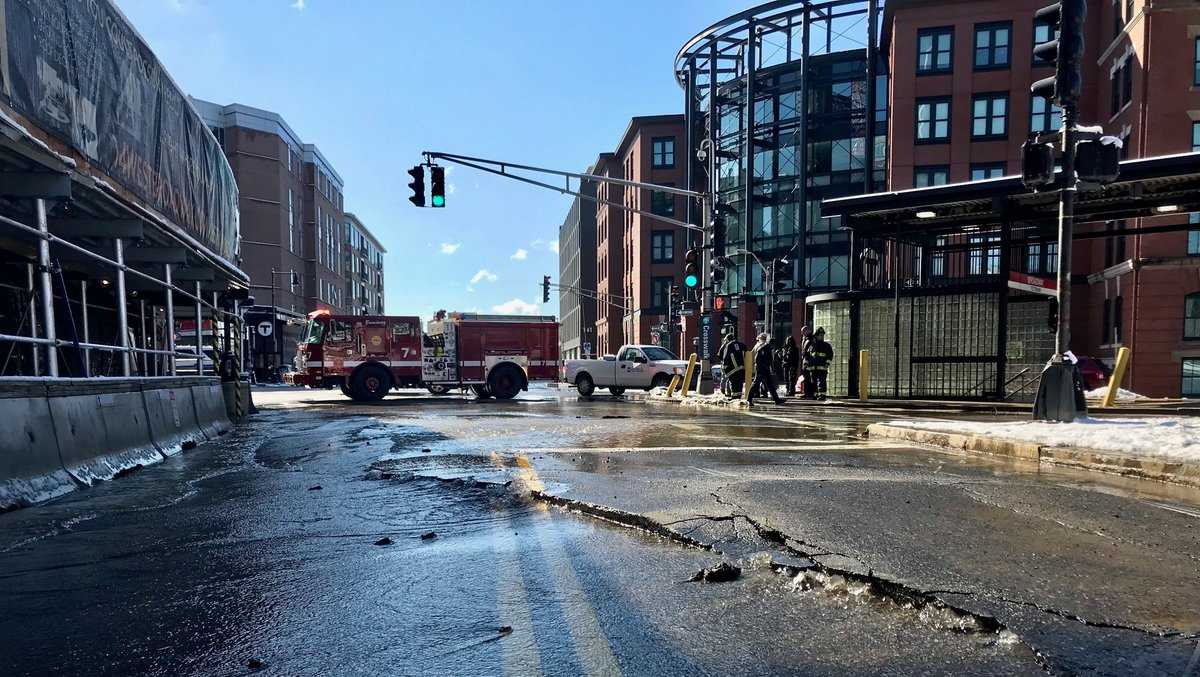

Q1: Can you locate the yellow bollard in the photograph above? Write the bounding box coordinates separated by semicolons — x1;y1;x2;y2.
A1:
680;353;698;397
742;349;754;400
1101;346;1132;408
858;350;870;401
666;373;682;398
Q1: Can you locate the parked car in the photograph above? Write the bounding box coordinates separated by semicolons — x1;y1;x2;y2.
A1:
562;344;689;396
1075;356;1112;391
175;347;217;375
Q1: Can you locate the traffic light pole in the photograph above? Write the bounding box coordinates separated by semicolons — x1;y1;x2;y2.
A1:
1054;105;1077;359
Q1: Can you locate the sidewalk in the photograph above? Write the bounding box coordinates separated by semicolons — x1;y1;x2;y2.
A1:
869;419;1200;490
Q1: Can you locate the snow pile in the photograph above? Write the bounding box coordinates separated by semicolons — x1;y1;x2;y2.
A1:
887;417;1200;462
1084;386;1148;401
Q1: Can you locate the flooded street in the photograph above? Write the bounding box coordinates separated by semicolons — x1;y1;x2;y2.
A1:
2;386;1199;675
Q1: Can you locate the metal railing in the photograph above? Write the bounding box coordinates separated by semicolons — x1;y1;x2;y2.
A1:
0;201;244;379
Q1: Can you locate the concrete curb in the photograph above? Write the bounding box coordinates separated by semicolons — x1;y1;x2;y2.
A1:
867;423;1200;490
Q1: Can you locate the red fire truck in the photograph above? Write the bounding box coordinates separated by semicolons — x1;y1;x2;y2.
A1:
291;310;559;402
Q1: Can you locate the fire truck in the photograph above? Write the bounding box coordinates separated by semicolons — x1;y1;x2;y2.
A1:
291;310;559;402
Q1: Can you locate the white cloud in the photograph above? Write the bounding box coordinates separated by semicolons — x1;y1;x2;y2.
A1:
291;0;305;9
466;286;475;293
439;242;461;255
550;239;559;254
492;298;539;315
530;237;546;249
470;269;498;285
447;183;457;195
510;248;528;260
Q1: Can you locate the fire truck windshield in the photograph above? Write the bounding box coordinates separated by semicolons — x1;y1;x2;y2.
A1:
303;318;326;344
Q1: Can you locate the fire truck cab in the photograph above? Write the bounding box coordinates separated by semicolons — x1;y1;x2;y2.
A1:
293;310;558;403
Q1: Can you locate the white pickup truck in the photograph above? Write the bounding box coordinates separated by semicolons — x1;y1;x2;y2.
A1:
562;344;690;396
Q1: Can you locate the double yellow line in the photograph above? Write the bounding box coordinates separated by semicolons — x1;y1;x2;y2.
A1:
489;452;622;676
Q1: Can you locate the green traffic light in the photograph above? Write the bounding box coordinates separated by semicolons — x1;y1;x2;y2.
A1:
431;195;445;207
684;273;698;288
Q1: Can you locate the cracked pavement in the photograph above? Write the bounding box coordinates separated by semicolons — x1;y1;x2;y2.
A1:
3;385;1199;676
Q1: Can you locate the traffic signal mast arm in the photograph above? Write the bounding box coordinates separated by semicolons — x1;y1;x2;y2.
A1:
548;281;631;312
422;150;706;233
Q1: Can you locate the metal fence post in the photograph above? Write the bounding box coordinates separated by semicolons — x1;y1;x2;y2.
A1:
165;264;176;376
80;280;90;376
114;238;130;376
195;281;204;376
27;263;39;374
36;199;57;376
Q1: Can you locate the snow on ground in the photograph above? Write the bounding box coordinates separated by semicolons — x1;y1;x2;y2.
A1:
1084;385;1148;401
887;417;1200;462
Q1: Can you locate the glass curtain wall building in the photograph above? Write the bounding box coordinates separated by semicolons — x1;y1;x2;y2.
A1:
676;0;885;339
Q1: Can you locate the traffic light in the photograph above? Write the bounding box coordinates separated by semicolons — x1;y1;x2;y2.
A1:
683;247;701;289
1031;0;1087;107
407;165;426;207
430;166;446;208
1021;140;1056;189
669;284;682;306
710;257;726;284
541;275;551;303
1076;137;1121;184
771;258;790;293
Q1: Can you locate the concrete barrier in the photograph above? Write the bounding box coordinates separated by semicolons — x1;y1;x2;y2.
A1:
0;382;74;512
143;386;204;456
47;381;164;486
191;383;232;440
0;376;242;511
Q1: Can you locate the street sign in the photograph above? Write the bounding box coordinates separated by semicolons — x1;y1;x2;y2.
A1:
699;314;713;360
679;308;695;317
256;321;273;337
582;341;592;356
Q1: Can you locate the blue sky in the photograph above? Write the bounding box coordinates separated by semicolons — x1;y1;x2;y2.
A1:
117;0;747;318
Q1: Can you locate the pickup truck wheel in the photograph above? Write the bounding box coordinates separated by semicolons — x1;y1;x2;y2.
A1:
576;373;595;397
488;365;523;400
350;365;391;402
608;386;625;396
426;384;450;396
650;373;671;390
471;385;492;398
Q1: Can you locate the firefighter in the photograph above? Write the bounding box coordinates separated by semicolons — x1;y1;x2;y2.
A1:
781;335;800;396
718;331;747;397
747;333;784;405
804;327;833;400
798;325;814;398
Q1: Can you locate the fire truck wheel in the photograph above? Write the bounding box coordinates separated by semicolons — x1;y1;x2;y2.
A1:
575;373;595;397
471;385;492;398
339;382;351;397
427;384;451;396
350;366;391;402
488;365;524;400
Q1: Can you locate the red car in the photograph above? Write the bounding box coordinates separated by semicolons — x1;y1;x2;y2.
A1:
1075;356;1112;391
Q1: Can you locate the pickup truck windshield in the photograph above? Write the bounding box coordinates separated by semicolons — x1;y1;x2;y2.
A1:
642;347;677;361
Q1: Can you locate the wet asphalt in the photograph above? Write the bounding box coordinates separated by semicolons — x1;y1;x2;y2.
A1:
1;384;1199;676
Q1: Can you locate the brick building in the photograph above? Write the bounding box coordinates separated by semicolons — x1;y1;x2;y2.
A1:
883;0;1200;397
194;99;378;379
558;176;597;360
577;116;691;357
344;213;386;315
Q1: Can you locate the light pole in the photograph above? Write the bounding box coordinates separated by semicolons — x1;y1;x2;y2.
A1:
269;268;298;381
736;249;790;339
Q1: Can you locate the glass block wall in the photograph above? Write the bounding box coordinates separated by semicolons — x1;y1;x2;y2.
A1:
812;300;851;397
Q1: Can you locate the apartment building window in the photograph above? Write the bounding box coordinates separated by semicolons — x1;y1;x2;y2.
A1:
651;137;675;168
971;93;1008;140
1193;121;1200;152
1111;60;1132;116
1029;95;1062;135
970;163;1006;180
1047;242;1058;274
1032;18;1058;65
974;22;1011;70
650;276;673;311
1026;243;1043;273
914;165;949;187
1184;359;1200;397
1186;293;1200;340
915;97;951;143
1188;215;1200;256
1195;37;1200;86
651;230;674;263
917;27;953;74
287;189;295;252
1112;0;1125;38
651;190;675;217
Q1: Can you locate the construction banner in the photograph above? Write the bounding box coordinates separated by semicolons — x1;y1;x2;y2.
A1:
0;0;239;264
